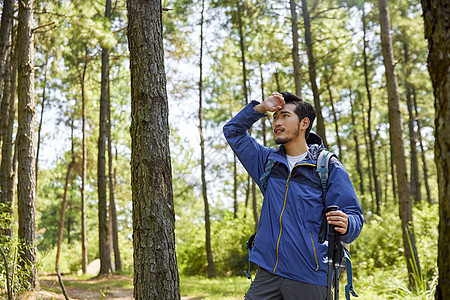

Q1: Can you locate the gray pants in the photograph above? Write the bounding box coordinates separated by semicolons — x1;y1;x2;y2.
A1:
245;268;326;300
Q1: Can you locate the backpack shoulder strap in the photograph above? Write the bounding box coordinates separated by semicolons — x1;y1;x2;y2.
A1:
317;149;337;244
260;159;276;193
316;149;337;199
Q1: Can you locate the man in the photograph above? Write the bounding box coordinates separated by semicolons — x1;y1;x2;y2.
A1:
223;92;363;299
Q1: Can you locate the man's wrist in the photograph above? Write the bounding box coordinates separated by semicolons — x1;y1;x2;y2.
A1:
253;102;267;114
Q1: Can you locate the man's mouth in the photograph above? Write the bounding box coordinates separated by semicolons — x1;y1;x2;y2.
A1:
274;128;285;134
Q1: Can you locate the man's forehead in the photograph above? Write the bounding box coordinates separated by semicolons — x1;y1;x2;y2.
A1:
273;103;296;116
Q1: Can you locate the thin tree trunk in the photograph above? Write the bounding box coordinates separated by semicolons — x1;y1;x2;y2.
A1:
259;62;267;147
251;180;258;232
109;145;121;271
326;75;341;159
420;0;450;297
35;54;48;188
289;0;302;96
0;0;14;100
237;0;248;104
55;159;74;269
413;89;432;204
377;0;421;286
198;0;215;278
389;127;397;202
0;28;15;239
17;0;38;288
80;53;88;274
403;42;421;204
362;109;374;207
0;34;12;149
98;0;112;275
363;7;381;214
127;0;181;298
300;0;327;147
233;154;238;218
351;92;364;197
108;134;120;272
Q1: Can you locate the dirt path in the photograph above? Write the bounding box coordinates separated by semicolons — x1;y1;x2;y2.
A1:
17;275;197;300
35;274;133;300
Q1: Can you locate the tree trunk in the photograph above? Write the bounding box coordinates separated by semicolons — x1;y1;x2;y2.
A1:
80;54;88;274
389;127;397;202
362;109;374;208
108;122;121;272
237;0;248;104
326;75;341;159
0;0;14;101
233;154;238;218
403;42;421;204
300;0;327;147
289;0;302;96
127;0;180;298
35;53;48;188
98;0;112;275
377;0;421;286
198;0;215;278
259;62;267;147
17;0;38;288
55;159;74;269
413;89;432;204
252;179;258;232
362;8;381;215
351;92;364;197
420;0;449;297
0;27;15;239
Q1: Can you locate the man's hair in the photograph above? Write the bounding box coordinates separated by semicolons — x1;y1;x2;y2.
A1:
281;92;316;139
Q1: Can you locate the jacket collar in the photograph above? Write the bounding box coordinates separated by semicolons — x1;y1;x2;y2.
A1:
270;132;326;163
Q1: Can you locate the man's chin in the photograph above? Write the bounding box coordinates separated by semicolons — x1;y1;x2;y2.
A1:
275;137;290;145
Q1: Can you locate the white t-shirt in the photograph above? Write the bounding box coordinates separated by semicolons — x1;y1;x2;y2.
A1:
286;152;308;171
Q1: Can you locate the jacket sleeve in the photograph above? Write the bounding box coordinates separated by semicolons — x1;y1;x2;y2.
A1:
325;158;364;244
223;101;273;189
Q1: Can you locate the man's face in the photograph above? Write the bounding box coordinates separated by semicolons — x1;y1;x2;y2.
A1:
272;103;301;145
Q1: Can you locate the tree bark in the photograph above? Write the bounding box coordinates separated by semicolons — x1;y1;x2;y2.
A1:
127;0;180;298
0;0;14;101
325;75;341;159
98;0;112;275
300;0;328;147
55;159;74;269
0;27;15;239
237;0;248;104
35;53;49;188
402;42;421;204
362;8;381;214
17;0;38;288
289;0;302;97
377;0;421;286
108;118;121;272
80;52;88;274
413;90;432;204
420;0;450;297
351;92;364;197
198;0;215;278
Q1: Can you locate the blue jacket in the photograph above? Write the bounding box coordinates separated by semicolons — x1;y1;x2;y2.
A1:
223;101;364;286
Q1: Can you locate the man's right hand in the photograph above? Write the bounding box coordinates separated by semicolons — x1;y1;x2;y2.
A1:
254;92;285;114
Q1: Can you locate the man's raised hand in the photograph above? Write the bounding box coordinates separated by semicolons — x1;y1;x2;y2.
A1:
254;92;285;114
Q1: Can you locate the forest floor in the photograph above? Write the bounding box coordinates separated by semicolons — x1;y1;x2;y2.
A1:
16;274;213;299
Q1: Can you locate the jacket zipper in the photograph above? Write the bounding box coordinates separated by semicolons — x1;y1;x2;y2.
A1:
272;162;317;274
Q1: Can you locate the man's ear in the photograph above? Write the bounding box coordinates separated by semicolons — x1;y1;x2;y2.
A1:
300;117;310;129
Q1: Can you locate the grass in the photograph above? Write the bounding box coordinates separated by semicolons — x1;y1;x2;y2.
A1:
180;275;250;299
